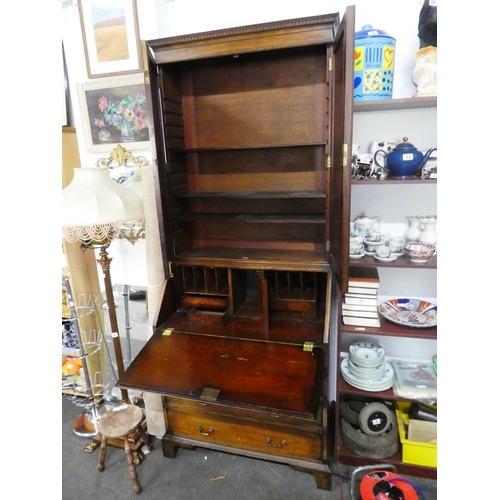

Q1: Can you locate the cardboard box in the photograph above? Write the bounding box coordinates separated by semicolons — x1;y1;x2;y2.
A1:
395;402;437;468
62;358;82;375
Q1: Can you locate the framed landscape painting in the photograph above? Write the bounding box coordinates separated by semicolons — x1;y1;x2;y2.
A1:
77;74;150;153
78;0;143;78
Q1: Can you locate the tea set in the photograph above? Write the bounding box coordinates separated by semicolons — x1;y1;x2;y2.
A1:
350;213;436;263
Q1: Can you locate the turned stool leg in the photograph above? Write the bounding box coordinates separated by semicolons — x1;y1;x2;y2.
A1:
97;436;107;472
137;425;153;452
124;435;141;494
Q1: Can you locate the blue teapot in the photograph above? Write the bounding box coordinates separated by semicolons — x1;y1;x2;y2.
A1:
374;137;436;179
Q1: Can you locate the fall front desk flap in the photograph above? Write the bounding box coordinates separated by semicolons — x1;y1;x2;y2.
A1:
118;328;324;419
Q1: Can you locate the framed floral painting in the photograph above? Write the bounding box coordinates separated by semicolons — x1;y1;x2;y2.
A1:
77;75;150;153
78;0;143;79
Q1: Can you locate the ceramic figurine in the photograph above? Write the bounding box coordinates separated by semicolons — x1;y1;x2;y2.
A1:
412;46;437;97
418;0;437;49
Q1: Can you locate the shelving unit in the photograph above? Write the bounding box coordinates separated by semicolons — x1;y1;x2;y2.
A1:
333;96;437;478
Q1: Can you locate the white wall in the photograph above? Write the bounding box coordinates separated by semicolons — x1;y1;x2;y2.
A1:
62;0;429;287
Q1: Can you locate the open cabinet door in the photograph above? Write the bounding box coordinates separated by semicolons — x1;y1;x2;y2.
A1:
330;5;355;293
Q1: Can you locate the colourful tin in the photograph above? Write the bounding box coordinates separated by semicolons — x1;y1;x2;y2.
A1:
354;25;396;101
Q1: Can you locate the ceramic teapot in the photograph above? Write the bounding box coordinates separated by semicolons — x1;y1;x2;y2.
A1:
353;213;381;237
374;137;437;179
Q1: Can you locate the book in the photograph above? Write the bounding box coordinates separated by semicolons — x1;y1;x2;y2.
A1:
344;293;378;306
342;315;381;328
347;286;378;295
348;267;380;288
342;309;379;319
341;302;379;313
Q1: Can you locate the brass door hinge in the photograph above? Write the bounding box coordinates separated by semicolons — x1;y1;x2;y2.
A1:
303;341;314;352
163;328;174;336
342;144;348;167
326;241;330;252
168;262;174;278
327;155;331;168
329;56;333;71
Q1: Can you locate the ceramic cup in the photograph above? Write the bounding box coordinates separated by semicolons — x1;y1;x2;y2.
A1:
366;230;382;242
365;243;377;253
349;243;364;255
376;245;391;258
350;233;363;245
388;237;405;253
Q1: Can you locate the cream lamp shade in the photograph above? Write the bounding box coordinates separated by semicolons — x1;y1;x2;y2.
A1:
62;167;144;244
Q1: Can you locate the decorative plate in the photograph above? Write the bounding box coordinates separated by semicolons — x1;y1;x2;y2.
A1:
378;298;437;328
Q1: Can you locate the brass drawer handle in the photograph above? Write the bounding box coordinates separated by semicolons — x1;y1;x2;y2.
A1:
266;437;286;448
196;425;214;436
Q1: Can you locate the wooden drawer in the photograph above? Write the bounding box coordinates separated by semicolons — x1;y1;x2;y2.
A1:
163;394;324;428
166;408;324;461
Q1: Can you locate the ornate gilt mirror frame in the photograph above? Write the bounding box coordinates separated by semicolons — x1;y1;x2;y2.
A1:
96;144;149;244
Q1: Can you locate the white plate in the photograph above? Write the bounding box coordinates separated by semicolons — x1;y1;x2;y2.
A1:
374;254;398;262
391;252;404;257
341;358;394;392
349;251;366;259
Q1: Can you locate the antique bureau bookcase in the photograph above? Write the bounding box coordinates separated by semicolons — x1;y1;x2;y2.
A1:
118;9;355;490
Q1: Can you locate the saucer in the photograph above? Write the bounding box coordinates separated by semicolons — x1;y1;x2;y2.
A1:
391;251;404;257
363;237;384;246
349;251;366;259
365;250;376;255
374;254;398;262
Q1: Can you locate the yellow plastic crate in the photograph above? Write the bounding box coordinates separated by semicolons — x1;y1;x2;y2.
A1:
395;402;437;468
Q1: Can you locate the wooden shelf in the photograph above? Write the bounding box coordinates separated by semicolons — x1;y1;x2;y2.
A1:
351;178;437;186
175;191;327;199
182;141;329;152
340;315;437;340
335;433;437;480
174;247;330;272
349;254;437;270
353;96;437;112
177;214;325;223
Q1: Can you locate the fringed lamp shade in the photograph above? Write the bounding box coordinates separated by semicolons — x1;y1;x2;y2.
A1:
62;167;144;244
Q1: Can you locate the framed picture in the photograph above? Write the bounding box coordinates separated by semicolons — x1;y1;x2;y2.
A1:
77;75;150;153
62;43;71;127
78;0;143;79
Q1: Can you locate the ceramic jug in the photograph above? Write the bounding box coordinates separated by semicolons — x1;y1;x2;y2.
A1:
418;216;437;245
405;216;422;241
353;213;381;237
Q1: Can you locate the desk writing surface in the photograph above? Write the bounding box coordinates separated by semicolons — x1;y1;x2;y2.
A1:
118;329;323;418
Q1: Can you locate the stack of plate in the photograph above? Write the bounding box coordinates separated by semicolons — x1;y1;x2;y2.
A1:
341;341;394;392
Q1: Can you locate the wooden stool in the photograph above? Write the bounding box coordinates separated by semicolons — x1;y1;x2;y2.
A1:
97;404;153;494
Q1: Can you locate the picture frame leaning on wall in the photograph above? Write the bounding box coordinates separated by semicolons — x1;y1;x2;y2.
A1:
77;74;150;153
78;0;143;79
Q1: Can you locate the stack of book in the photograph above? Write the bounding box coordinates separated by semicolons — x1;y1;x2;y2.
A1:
342;267;381;327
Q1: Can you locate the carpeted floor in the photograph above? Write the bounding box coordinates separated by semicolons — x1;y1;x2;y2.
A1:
61;395;437;500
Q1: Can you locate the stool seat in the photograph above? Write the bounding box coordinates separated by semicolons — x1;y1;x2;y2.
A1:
97;404;153;495
99;404;143;439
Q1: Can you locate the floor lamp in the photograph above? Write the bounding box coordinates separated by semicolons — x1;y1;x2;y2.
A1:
62;166;145;404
